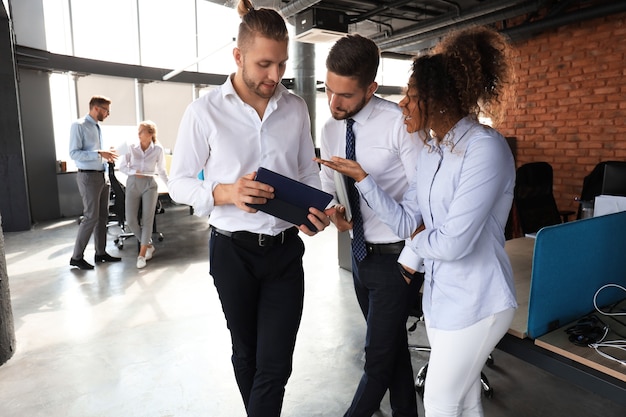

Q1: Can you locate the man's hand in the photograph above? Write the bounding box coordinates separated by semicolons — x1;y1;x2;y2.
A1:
398;263;418;285
329;204;353;232
298;206;336;236
99;148;118;163
214;172;275;212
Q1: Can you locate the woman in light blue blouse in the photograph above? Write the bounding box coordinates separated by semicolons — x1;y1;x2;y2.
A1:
119;120;169;269
316;26;517;417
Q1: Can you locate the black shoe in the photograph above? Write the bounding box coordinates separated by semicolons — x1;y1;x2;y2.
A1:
94;253;122;263
70;257;94;270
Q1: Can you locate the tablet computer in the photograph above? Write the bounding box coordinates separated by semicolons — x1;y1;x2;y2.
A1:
247;167;333;231
334;170;353;222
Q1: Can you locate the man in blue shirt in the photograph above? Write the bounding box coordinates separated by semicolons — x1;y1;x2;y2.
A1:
69;95;121;270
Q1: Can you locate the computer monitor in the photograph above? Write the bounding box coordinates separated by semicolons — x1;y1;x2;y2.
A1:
601;162;626;197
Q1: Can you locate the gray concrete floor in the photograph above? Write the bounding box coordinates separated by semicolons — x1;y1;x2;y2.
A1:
1;201;625;417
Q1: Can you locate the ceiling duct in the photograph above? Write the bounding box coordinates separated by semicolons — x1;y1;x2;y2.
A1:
294;7;348;43
279;0;323;19
376;0;541;53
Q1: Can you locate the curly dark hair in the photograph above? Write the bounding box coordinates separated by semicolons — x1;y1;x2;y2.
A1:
409;26;514;139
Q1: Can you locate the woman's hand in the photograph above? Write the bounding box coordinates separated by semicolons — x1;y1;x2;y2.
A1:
314;156;368;182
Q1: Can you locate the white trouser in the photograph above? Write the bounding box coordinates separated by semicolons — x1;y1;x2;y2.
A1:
423;308;515;417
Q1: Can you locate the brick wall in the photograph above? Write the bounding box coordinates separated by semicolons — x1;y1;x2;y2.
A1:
499;11;626;214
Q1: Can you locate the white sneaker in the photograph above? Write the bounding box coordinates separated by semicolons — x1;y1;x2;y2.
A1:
145;245;155;260
136;256;147;269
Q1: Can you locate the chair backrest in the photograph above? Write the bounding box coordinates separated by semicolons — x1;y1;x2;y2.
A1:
514;162;562;234
107;162;126;226
577;160;626;219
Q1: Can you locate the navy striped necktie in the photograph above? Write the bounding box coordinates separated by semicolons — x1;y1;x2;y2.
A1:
345;118;367;262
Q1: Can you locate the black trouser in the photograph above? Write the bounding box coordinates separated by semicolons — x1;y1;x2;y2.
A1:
209;227;305;417
345;248;423;417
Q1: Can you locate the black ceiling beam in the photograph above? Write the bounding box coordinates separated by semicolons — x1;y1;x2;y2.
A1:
15;45;228;86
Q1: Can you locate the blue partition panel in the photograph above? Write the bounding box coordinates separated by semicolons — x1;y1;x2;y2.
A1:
527;211;626;338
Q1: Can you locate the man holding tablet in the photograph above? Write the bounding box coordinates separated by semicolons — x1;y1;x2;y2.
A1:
168;1;331;416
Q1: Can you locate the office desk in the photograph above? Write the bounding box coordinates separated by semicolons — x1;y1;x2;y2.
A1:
505;237;534;339
500;227;626;406
535;299;626;384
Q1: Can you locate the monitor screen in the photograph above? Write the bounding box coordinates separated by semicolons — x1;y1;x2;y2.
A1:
601;162;626;197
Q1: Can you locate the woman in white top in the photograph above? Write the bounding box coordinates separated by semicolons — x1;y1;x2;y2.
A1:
119;120;169;269
316;26;518;417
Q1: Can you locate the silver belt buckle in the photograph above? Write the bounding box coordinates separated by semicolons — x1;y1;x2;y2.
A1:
258;234;267;247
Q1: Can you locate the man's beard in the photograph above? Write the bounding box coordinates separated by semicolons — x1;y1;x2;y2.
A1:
331;96;367;120
242;67;276;100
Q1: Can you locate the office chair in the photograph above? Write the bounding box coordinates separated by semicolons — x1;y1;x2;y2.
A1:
107;162;135;249
407;282;494;399
514;162;574;235
575;161;626;219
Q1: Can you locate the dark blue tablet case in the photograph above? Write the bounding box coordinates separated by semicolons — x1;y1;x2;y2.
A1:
247;167;333;231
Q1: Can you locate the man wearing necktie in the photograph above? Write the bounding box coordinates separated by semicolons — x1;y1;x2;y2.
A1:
69;95;121;270
317;35;424;417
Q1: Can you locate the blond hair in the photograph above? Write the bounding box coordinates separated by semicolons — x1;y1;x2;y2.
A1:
236;0;288;52
139;120;158;143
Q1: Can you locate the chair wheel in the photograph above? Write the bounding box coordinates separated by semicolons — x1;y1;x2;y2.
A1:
415;384;424;398
480;372;493;398
414;363;427;397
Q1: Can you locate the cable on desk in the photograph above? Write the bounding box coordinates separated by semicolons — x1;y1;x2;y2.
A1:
587;283;626;365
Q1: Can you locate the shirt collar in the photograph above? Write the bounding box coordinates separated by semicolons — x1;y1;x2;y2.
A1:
85;114;98;125
133;140;154;150
349;95;378;127
434;115;477;149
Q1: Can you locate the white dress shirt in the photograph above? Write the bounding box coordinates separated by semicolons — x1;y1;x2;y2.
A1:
119;141;169;182
319;95;422;244
358;116;518;330
168;75;320;235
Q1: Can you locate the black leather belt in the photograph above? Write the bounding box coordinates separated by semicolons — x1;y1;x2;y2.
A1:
365;241;405;255
78;169;104;173
211;226;298;247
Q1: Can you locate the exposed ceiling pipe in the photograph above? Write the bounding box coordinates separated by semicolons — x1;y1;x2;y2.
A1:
279;0;322;19
373;0;538;45
503;0;626;41
433;0;461;16
350;0;414;24
376;1;542;52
